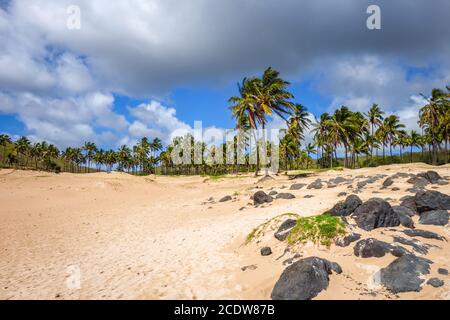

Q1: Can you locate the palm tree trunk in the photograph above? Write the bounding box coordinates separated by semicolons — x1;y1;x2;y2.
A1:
410;146;413;163
253;130;260;176
344;146;347;168
262;123;269;177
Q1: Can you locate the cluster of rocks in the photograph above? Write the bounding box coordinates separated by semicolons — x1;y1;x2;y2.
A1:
327;190;449;230
288;176;353;191
266;185;449;299
242;170;449;299
355;174;388;192
252;190;298;205
406;170;448;192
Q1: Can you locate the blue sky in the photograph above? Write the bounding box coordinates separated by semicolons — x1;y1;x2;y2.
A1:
0;0;449;149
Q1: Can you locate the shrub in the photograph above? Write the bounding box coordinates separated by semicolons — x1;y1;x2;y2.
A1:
287;214;346;247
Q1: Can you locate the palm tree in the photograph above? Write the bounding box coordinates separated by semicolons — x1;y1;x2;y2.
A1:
83;142;97;173
419;88;447;165
407;130;422;163
93;149;105;171
15;136;31;167
352;137;369;167
326;106;359;168
30;142;42;169
280;132;299;170
385;115;405;157
366;104;384;157
288;103;311;141
311;113;332;168
118;145;131;172
150;137;163;172
230;67;295;176
305;143;316;168
376;115;404;159
104;150;116;172
137;137;151;174
348;112;368;167
0;134;12;164
393;130;407;162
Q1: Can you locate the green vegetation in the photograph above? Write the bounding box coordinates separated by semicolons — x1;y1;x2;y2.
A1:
245;213;300;245
287;214;346;247
285;167;344;175
245;213;346;247
1;70;448;175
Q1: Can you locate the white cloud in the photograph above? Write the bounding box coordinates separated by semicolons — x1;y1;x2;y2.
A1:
0;91;128;148
0;1;449;150
308;55;449;132
127;100;192;144
55;53;95;94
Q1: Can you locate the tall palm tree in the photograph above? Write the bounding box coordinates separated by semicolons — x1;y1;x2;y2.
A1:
15;136;31;167
0;134;12;164
326;106;359;168
419;88;447;165
366;104;384;157
118;145;131;172
407;130;422;163
311;113;332;168
386;115;405;157
137;137;151;174
150;137;163;172
104;150;117;172
287;103;311;141
83;142;97;173
393;130;407;162
30;142;42;169
230;67;295;176
305;143;316;168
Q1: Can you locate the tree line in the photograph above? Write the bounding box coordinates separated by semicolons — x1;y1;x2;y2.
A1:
0;68;448;175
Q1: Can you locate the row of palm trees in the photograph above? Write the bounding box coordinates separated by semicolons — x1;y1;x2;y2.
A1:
1;68;448;175
228;68;448;174
0;135;163;174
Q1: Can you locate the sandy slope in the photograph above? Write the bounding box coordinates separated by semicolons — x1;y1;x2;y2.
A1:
0;163;449;300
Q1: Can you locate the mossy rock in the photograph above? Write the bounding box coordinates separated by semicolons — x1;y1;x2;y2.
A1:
245;213;300;244
287;214;346;247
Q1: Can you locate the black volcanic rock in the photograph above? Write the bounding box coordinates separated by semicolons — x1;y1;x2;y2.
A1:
253;191;273;205
219;195;232;202
415;190;450;213
380;254;432;293
276;193;296;200
427;278;444;288
352;198;400;231
290;183;306;190
307;179;324;190
274;219;297;241
417;171;443;184
353;238;392;258
335;233;361;247
403;229;445;241
260;247;272;256
419;210;449;226
399;196;417;214
392;205;416;217
382;177;394;188
329;195;362;217
271;257;342;300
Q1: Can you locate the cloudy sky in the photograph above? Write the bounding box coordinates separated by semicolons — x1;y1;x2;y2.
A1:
0;0;449;149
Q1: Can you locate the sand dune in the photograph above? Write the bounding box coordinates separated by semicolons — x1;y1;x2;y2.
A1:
0;163;449;300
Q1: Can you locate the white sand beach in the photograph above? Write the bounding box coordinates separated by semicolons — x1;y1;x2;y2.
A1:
0;163;449;300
